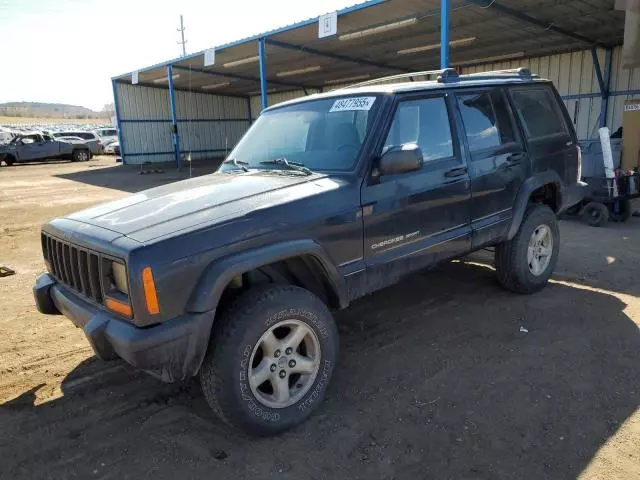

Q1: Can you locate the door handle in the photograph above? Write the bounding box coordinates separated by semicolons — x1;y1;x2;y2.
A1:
444;166;468;178
506;152;526;165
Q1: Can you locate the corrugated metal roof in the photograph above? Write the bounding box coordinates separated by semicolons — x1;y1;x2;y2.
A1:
113;0;624;97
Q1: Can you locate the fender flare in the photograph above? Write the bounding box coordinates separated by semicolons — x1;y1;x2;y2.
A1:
187;239;349;314
507;171;562;240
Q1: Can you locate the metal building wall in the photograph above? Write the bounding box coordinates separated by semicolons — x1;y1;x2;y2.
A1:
115;83;251;164
460;46;640;140
115;83;174;164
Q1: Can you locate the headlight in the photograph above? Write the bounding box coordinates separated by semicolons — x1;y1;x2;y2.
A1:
111;262;129;295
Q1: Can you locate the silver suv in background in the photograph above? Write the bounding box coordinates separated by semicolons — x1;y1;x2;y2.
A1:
52;131;103;155
94;127;118;146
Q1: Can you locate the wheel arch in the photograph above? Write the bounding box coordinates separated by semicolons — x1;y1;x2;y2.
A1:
507;171;562;240
187;239;349;315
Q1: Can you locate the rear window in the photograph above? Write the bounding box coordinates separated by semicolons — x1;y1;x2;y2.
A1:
510;87;568;139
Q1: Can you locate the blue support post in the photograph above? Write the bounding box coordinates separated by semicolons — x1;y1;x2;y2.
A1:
258;38;268;110
111;79;126;164
167;65;181;169
440;0;450;69
600;48;613;128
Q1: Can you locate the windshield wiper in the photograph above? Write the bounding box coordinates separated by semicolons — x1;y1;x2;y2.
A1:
260;157;312;175
222;157;249;172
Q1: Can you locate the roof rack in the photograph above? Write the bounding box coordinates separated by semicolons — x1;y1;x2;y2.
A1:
334;68;457;90
438;67;537;83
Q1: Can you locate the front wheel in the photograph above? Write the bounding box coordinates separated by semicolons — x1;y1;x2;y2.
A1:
495;204;560;294
199;285;339;436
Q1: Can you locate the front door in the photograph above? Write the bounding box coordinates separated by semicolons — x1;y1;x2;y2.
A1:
454;87;528;248
361;93;472;289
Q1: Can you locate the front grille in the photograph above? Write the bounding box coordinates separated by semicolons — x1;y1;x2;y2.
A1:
41;233;103;303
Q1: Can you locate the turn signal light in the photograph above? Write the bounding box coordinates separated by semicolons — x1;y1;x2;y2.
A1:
142;266;160;315
105;298;133;318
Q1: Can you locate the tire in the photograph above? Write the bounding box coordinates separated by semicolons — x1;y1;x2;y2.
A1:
495;204;560;294
3;155;15;166
199;284;339;436
583;201;609;227
609;198;632;223
72;149;90;162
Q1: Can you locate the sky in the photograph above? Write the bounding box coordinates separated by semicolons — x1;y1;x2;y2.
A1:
0;0;356;111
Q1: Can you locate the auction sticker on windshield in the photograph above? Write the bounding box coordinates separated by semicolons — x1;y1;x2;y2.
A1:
329;97;376;112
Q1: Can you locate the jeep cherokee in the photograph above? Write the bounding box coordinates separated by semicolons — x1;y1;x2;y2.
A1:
34;68;584;435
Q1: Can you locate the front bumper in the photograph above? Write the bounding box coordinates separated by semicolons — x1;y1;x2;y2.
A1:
33;273;212;382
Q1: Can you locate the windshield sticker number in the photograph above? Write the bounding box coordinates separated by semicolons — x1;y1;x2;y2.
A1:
329;97;376;112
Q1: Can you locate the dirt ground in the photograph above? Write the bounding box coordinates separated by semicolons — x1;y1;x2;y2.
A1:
1;158;638;480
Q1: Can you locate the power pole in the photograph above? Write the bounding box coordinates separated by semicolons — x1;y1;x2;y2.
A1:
177;14;187;56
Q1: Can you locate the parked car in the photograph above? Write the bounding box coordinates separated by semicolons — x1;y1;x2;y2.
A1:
103;138;119;155
34;68;584;435
94;127;118;146
52;131;103;155
0;133;91;165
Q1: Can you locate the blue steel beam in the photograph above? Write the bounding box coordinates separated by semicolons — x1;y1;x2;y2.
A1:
167;65;182;169
600;48;613;128
264;39;412;73
258;38;268;110
440;0;450;69
111;79;127;164
591;47;605;95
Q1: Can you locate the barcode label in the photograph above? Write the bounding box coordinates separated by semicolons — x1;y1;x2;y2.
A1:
329;97;376;112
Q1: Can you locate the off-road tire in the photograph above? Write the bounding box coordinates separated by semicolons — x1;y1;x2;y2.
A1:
609;198;632;223
495;204;559;294
199;285;339;436
72;149;90;162
583;201;609;227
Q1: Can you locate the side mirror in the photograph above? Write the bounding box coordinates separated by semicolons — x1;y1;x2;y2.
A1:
378;144;423;176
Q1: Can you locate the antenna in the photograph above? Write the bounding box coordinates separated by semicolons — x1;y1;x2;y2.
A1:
177;15;187;56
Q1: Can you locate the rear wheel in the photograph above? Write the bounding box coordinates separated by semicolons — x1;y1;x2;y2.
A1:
583;201;609;227
199;285;339;436
72;149;90;162
495;204;559;294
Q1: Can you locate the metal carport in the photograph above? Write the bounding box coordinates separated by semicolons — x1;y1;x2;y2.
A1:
111;0;635;166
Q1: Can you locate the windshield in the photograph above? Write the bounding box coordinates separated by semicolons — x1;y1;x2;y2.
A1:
222;95;381;172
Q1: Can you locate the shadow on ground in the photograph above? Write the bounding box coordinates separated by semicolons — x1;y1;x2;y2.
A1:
1;260;638;480
54;157;223;193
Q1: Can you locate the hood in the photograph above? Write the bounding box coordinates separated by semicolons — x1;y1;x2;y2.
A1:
66;171;341;243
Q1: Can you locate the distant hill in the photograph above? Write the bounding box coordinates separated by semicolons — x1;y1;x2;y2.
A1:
0;102;106;119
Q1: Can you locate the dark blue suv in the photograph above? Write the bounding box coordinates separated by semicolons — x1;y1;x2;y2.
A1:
34;68;583;435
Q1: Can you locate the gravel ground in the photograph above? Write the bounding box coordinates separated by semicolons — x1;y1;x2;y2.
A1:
0;158;638;480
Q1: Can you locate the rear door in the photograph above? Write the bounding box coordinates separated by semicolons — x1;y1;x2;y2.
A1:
508;85;578;186
361;92;472;283
454;87;527;247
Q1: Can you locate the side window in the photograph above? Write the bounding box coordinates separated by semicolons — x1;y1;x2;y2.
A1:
457;91;515;152
79;133;93;140
510;87;568;139
383;97;453;162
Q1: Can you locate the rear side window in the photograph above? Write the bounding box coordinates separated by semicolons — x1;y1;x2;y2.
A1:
510;87;568;139
383;96;454;162
457;90;515;152
77;132;95;140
